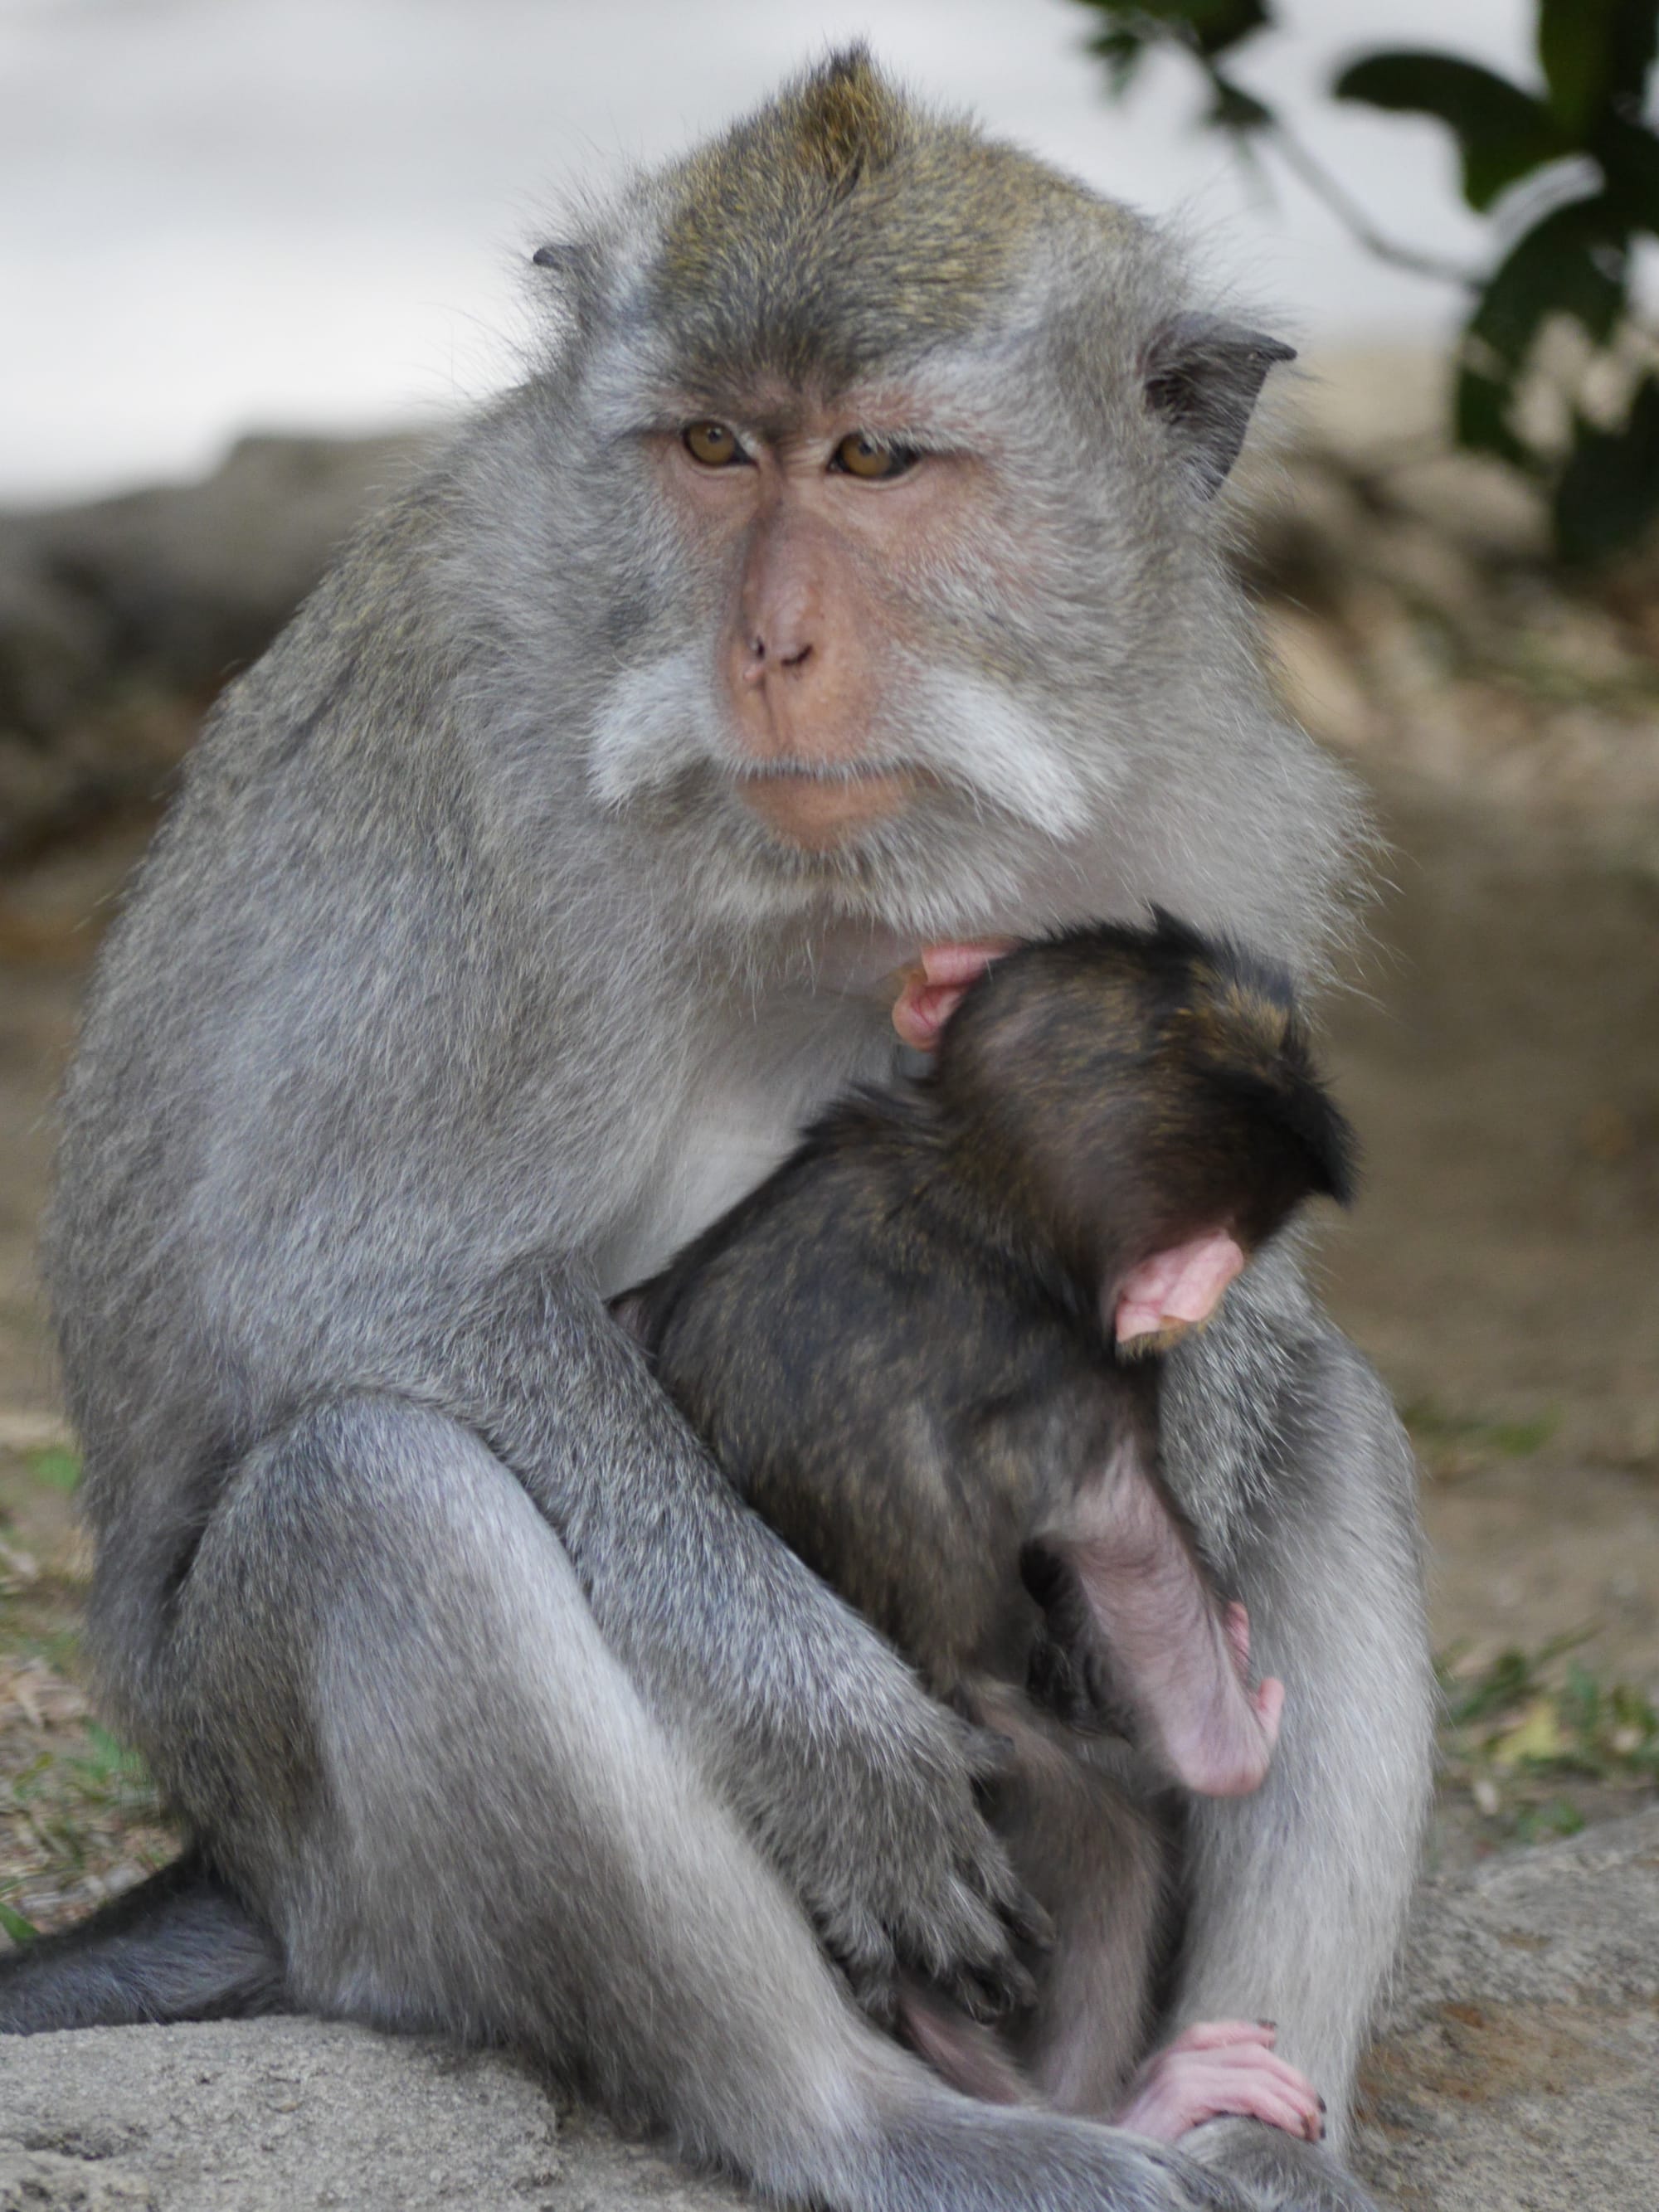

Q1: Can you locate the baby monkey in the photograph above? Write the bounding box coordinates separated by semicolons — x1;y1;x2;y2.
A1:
615;914;1354;2141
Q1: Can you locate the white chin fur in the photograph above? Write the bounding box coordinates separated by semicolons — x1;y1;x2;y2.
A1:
585;649;1092;843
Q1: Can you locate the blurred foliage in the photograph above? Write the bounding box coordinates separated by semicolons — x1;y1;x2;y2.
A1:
1076;1;1659;564
25;1445;80;1496
1403;1398;1558;1483
1438;1632;1659;1842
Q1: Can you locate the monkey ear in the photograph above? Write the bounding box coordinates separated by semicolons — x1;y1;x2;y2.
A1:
1144;318;1296;496
530;240;599;286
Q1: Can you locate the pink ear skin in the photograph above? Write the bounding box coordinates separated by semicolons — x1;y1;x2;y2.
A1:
1115;2020;1326;2144
891;940;1016;1050
1112;1231;1247;1353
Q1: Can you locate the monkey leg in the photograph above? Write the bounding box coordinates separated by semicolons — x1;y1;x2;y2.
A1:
1159;1276;1434;2212
1012;1769;1170;2119
164;1393;1248;2212
967;1689;1170;2120
1026;1433;1280;1800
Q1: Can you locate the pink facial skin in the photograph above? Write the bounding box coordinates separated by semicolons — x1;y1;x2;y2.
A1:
1116;2020;1325;2144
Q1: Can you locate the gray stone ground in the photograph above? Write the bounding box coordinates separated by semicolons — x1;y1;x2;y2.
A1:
1351;1811;1659;2211
4;1812;1657;2212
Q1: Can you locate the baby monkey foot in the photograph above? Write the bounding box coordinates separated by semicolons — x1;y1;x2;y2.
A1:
1116;2021;1325;2145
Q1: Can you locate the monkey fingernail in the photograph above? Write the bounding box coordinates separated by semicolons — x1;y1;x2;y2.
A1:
1014;1897;1056;1952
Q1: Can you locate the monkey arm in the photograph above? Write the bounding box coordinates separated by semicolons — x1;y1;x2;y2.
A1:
406;1251;1038;2022
1155;1252;1432;2211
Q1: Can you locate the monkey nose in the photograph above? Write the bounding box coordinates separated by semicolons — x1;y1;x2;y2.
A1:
741;633;815;685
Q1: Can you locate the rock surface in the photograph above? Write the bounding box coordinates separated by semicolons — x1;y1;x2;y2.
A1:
1351;1810;1659;2210
4;1813;1657;2210
0;2015;742;2212
0;432;433;854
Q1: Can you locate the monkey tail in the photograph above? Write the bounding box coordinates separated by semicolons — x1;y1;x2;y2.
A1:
0;1851;286;2035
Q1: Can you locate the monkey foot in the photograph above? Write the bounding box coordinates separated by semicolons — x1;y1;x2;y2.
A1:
891;941;1015;1049
1113;1232;1246;1349
1115;2020;1325;2145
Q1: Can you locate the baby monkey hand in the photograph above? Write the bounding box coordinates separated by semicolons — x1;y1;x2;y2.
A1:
891;941;1015;1049
1116;2020;1325;2145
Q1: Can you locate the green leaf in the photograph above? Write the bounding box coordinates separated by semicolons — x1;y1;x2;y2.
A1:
1515;1798;1587;1843
1088;28;1151;96
1596;112;1659;232
1554;372;1659;565
1540;0;1659;135
1455;364;1530;467
72;1721;151;1787
1334;51;1572;211
1540;0;1613;134
1468;194;1628;367
1077;0;1273;66
1207;70;1272;134
1489;1411;1559;1457
0;1898;39;1944
27;1444;80;1494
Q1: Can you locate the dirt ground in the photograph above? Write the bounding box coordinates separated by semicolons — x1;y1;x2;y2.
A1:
2;610;1657;1924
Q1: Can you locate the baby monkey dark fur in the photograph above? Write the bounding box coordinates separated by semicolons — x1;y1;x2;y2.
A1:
617;914;1355;2115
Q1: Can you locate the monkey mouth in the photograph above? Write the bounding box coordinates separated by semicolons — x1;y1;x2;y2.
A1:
730;760;922;850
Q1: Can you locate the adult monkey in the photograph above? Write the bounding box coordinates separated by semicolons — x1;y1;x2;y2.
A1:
5;50;1431;2212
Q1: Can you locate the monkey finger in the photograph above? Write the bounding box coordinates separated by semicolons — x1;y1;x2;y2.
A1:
815;1900;901;2025
951;1811;1055;1952
834;1940;901;2029
1186;2048;1326;2139
959;1719;1020;1789
1199;2042;1323;2100
947;1946;1039;2022
889;939;1014;1049
1162;2020;1278;2054
1117;2050;1323;2144
923;1887;1038;2017
1253;1674;1285;1748
1005;1886;1057;1954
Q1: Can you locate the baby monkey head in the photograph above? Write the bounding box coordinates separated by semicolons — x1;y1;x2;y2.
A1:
929;912;1356;1306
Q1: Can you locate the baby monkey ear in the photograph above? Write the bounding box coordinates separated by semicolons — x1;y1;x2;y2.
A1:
1144;317;1296;496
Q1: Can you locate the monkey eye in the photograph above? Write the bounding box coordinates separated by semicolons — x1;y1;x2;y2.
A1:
682;421;748;468
830;432;917;481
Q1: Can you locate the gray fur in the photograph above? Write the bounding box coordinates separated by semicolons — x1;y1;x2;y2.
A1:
16;49;1431;2212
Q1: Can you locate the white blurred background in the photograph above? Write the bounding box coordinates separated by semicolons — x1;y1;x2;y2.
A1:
2;0;1532;502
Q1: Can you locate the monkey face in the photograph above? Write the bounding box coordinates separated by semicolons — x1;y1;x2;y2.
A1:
578;363;1130;938
538;54;1303;949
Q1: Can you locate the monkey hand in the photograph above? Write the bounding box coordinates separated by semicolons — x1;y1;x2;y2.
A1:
1117;2022;1324;2146
761;1671;1051;2028
891;940;1015;1048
